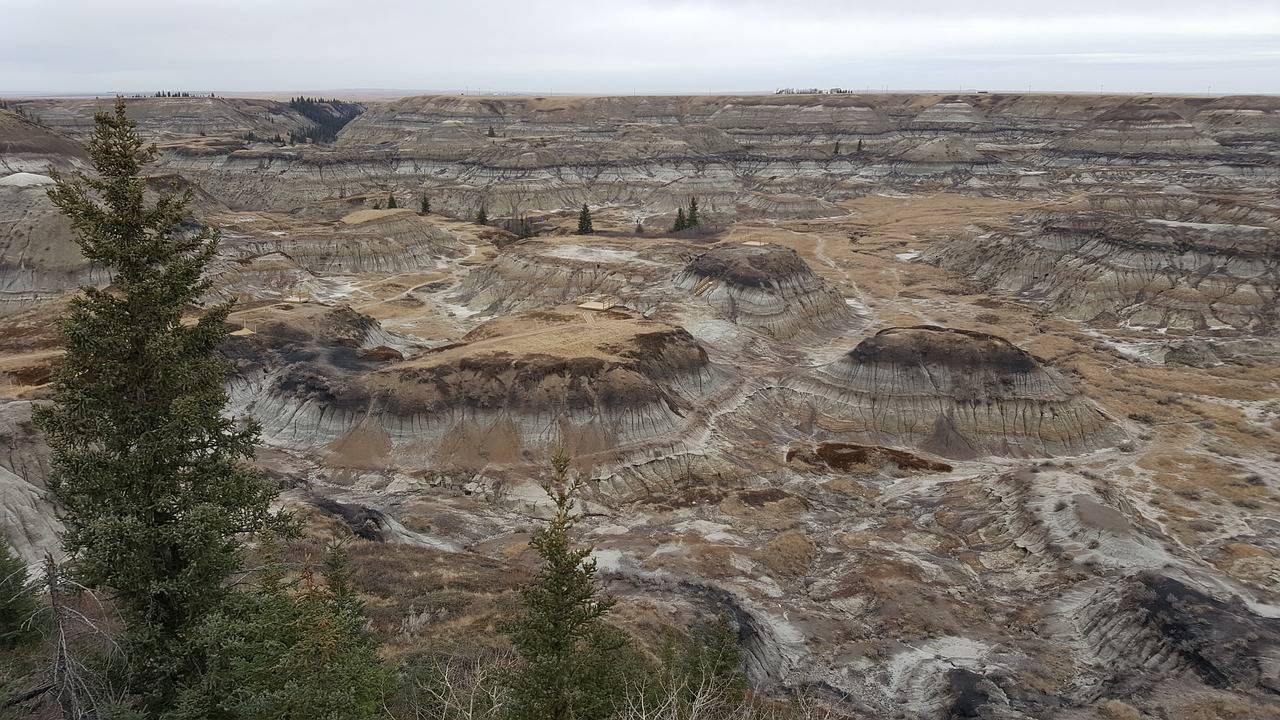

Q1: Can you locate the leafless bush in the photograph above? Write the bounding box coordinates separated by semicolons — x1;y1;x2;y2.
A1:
615;677;843;720
393;649;516;720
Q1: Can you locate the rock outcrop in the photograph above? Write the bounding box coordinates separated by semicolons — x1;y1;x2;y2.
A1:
785;326;1121;458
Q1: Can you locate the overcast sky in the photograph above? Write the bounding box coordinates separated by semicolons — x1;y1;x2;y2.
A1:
3;0;1278;95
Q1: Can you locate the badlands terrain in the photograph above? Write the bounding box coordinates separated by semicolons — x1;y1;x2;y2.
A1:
2;92;1279;718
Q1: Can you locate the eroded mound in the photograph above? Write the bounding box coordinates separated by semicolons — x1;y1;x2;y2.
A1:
678;242;856;338
786;326;1121;458
924;194;1280;333
453;240;684;314
230;306;722;470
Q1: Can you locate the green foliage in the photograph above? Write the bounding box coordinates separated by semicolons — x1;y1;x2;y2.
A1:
672;207;687;233
488;126;497;138
476;205;489;225
0;545;39;649
167;543;391;720
36;100;288;712
635;220;644;235
387;193;397;209
502;452;635;720
420;194;431;214
287;97;362;144
686;198;700;228
655;617;746;705
577;204;594;235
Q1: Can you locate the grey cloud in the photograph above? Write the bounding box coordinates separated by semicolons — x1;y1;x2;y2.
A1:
1;0;1277;94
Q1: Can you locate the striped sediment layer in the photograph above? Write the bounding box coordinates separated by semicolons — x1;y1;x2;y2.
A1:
784;326;1122;458
923;194;1280;333
677;242;857;339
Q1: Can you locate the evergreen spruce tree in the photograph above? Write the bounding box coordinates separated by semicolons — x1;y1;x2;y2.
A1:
503;452;634;720
488;126;497;138
35;100;286;713
834;140;840;155
420;193;430;214
168;543;390;720
686;198;700;228
476;205;488;225
0;544;39;649
576;204;593;235
658;617;746;705
672;207;687;233
634;220;643;235
386;193;397;209
857;138;863;153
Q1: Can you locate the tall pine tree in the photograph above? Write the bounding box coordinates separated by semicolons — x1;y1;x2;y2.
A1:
420;193;430;214
476;205;488;225
672;207;687;233
36;100;286;713
576;204;593;235
686;197;700;228
503;452;634;720
386;192;397;209
167;543;390;720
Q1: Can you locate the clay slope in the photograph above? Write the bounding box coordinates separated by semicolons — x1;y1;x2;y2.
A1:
924;193;1280;333
0;113;97;313
677;242;857;338
785;326;1121;458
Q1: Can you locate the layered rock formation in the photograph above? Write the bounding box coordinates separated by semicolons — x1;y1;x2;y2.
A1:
15;93;1272;223
924;193;1280;333
785;326;1121;458
1047;102;1227;160
677;243;856;338
11;97;326;142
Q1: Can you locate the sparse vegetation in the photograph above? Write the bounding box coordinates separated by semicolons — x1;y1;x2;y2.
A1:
387;192;398;209
672;207;687;233
577;204;594;234
420;193;431;214
476;205;489;225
